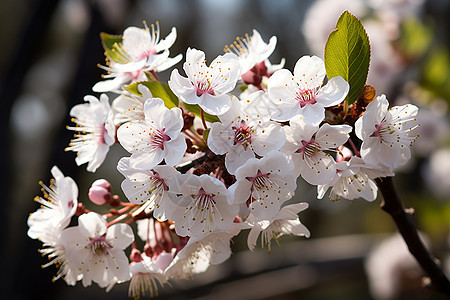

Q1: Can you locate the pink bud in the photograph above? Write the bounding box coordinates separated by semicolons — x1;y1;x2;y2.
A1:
130;248;143;263
88;180;112;205
92;179;111;192
337;145;353;162
241;66;262;86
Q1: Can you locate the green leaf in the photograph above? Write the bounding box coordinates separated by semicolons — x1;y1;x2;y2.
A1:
100;32;130;64
123;81;179;108
183;103;220;124
324;11;371;105
203;128;211;144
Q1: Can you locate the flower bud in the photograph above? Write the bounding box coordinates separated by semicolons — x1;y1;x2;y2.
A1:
88;179;112;205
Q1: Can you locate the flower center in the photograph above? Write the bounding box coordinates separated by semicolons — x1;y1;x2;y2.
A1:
193;187;216;210
88;236;112;256
193;79;215;97
232;120;253;147
295;88;317;108
245;170;272;207
295;138;321;158
150;128;171;150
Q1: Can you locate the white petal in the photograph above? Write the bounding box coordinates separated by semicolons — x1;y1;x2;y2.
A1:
316;76;349;107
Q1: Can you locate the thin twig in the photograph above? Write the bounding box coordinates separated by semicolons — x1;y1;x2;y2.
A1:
376;177;450;296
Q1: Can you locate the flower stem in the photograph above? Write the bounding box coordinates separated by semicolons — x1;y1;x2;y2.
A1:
348;138;361;157
200;108;208;130
376;177;450;296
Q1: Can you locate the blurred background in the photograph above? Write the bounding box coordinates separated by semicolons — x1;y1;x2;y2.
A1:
1;0;450;299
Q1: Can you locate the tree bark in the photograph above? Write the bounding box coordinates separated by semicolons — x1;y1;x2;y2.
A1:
376;177;450;296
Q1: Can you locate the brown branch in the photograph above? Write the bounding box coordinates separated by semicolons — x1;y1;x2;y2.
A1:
376;177;450;296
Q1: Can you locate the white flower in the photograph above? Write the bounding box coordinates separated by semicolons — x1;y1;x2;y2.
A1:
165;228;239;280
167;173;238;238
208;92;285;174
60;212;134;288
117;157;179;221
111;85;153;125
93;60;148;93
246;203;310;252
317;156;393;202
224;29;277;74
355;95;419;169
282;115;352;185
168;48;241;115
28;166;78;240
36;225;82;286
122;22;180;70
128;255;168;299
66;94;116;172
230;151;296;219
267;55;349;124
93;22;182;93
117;98;186;170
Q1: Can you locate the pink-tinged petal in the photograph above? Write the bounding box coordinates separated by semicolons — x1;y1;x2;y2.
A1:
155;27;178;52
247;226;263;251
252;122;285;155
92;76;129;93
184;48;206;78
117;121;147;153
288;115;319;142
106;250;132;282
129;149;164;170
85;143;110;172
316;76;349;107
208;122;234;155
300;103;325;126
293;55;326;87
163;134;187;166
199;93;233;115
315;123;352;149
268;69;296;99
248;196;282;220
78;212;107;238
299;152;336;185
155;53;183;72
282;219;311;237
168;69;199;105
276;203;309;220
106;223;134;250
225;145;255;175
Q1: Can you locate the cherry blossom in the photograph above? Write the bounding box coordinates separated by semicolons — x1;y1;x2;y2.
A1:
117;157;179;221
111;85;153;125
246;203;310;252
65;94;116;172
127;254;167;299
208;92;285;174
317;156;393;202
167;173;238;238
355;94;419;169
28;166;78;240
282;115;352;185
267;55;349;124
35;225;82;285
117;98;186;170
224;29;277;74
230;151;296;219
165;227;240;280
93;22;182;93
168;48;241;115
60;212;134;288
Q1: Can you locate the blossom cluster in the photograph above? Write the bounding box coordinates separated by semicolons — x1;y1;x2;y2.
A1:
27;21;419;298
